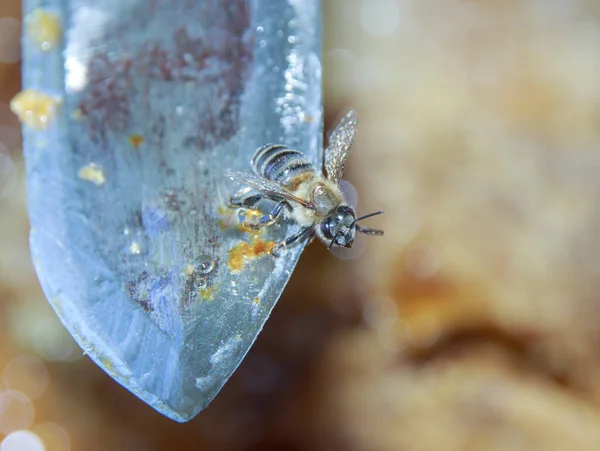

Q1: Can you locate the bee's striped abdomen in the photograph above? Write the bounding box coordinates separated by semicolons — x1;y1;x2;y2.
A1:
251;144;315;183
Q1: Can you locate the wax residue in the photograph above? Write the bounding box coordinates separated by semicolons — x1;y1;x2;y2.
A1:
25;9;62;51
78;163;106;186
227;239;275;273
10;89;62;129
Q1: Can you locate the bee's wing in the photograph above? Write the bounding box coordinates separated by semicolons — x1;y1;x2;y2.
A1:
226;171;314;209
324;110;358;185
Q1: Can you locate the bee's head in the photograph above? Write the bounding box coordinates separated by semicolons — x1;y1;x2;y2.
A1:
321;205;357;248
321;206;385;249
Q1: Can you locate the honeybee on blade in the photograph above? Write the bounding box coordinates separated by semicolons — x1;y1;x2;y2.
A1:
227;110;384;256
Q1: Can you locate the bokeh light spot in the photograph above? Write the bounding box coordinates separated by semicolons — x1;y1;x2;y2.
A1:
3;355;49;400
8;301;81;362
405;245;439;279
0;391;35;435
0;18;21;63
359;0;401;37
0;151;17;199
32;423;70;451
0;430;45;451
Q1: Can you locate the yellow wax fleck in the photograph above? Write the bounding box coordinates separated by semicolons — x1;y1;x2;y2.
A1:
129;242;141;255
78;163;106;186
26;9;62;51
128;134;145;149
183;264;196;276
199;285;217;301
10;89;62;129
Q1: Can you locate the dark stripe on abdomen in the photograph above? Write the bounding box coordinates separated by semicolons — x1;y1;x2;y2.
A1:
251;144;288;172
272;162;313;182
251;144;315;182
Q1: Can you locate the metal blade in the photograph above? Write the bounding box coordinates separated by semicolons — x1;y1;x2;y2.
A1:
18;0;322;422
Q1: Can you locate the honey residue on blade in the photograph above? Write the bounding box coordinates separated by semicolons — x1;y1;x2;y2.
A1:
218;206;265;235
25;9;62;51
78;163;106;186
10;89;62;129
128;134;144;149
183;264;196;276
228;239;276;273
199;285;217;301
71;108;84;120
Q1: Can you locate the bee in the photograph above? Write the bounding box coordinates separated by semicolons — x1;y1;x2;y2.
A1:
227;110;383;256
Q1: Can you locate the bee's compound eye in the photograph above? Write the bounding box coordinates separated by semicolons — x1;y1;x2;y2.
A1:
342;214;355;227
336;205;356;225
320;218;335;240
335;229;355;247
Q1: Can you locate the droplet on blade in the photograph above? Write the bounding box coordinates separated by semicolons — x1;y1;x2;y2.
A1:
193;254;216;275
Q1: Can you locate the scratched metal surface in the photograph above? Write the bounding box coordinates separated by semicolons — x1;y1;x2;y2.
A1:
21;0;322;421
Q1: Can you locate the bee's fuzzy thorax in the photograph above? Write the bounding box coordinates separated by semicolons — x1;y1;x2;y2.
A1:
285;173;344;228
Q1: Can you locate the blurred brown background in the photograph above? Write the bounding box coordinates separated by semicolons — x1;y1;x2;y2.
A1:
2;1;600;450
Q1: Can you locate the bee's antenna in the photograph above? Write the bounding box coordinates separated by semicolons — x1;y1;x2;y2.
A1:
351;210;384;226
328;233;339;250
357;225;384;236
354;210;384;236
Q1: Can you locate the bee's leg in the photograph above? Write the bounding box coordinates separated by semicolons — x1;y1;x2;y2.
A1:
230;192;262;208
271;226;312;257
246;201;290;230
